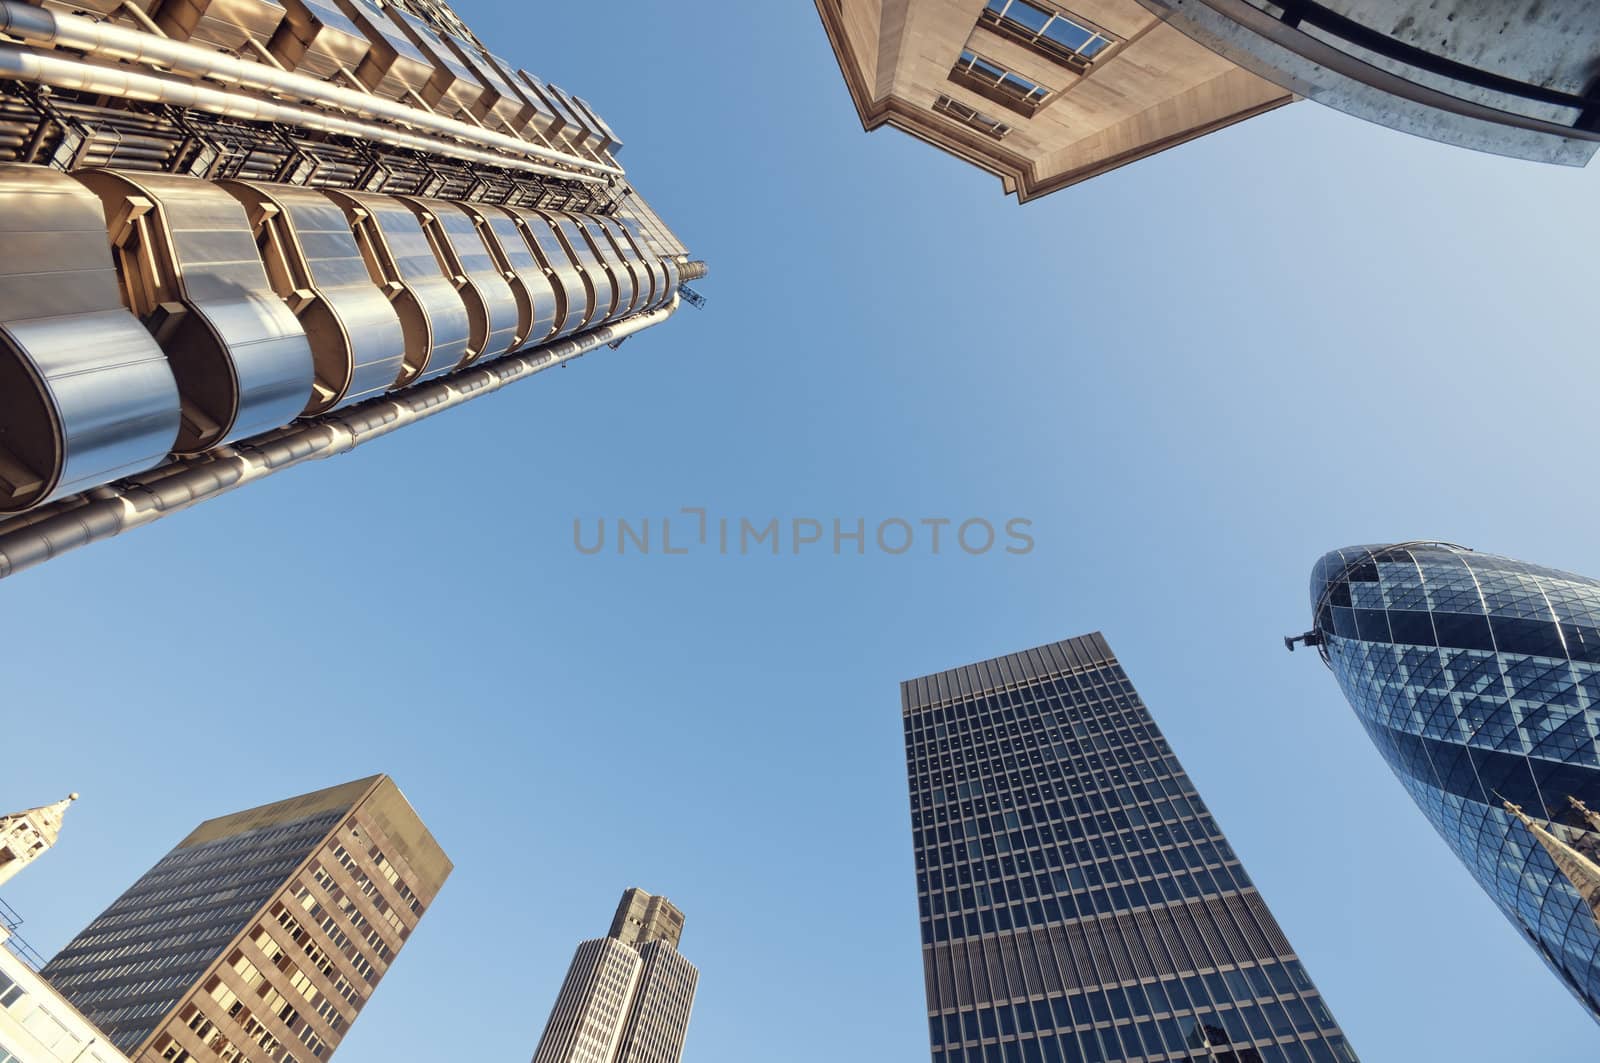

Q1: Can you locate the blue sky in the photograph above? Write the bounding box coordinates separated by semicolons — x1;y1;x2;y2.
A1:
4;2;1600;1061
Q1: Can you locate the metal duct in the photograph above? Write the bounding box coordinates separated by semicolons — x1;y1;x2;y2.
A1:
0;304;676;580
0;0;622;178
0;42;610;184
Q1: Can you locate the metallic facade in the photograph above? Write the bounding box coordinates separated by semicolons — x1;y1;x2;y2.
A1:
0;0;701;577
41;776;450;1062
904;633;1357;1063
1295;542;1600;1021
531;890;697;1063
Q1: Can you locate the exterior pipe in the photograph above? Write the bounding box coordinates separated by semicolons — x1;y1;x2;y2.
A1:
0;43;606;183
0;0;623;179
0;302;676;581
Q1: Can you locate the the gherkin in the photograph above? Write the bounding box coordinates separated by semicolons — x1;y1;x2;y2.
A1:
1291;542;1600;1021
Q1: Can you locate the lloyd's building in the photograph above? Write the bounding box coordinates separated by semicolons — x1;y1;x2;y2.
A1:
0;0;703;578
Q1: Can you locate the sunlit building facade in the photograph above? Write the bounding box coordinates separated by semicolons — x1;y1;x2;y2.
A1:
41;776;450;1061
814;0;1598;202
531;889;697;1063
0;793;132;1063
815;0;1292;201
1292;542;1600;1021
0;0;702;580
904;633;1357;1062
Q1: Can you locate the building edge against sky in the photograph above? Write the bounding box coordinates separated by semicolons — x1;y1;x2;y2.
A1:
39;774;449;1061
903;632;1358;1062
1292;542;1600;1025
815;0;1291;203
530;888;698;1063
0;0;705;581
814;0;1599;203
1;795;134;1063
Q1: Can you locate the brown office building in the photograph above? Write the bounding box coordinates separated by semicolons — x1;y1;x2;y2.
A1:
815;0;1293;201
40;776;450;1063
816;0;1600;202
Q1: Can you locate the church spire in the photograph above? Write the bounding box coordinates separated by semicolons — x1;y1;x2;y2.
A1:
1503;799;1600;929
0;794;78;889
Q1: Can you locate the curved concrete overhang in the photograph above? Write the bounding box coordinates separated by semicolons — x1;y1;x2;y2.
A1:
1132;0;1600;165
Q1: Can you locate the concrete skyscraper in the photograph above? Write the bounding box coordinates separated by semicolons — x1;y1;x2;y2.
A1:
531;888;698;1063
815;0;1599;201
40;775;450;1061
1291;542;1600;1022
0;0;704;580
905;633;1357;1062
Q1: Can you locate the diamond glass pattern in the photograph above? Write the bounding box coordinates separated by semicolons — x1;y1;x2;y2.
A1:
1309;542;1600;1021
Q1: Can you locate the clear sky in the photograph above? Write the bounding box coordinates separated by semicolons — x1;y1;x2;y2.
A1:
4;3;1600;1061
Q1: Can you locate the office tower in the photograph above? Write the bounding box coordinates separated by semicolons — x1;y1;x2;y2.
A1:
904;633;1357;1063
531;889;697;1063
0;793;134;1063
1290;542;1600;1021
814;0;1598;202
41;775;450;1061
0;0;704;581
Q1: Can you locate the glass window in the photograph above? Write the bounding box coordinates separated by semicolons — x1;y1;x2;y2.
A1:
932;95;1013;139
950;50;1053;115
981;1;1116;68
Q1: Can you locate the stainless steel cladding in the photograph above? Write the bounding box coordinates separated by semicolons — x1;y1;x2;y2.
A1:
0;0;700;552
460;203;559;350
480;52;547;137
592;218;650;315
73;168;314;454
221;181;407;411
440;36;536;132
574;215;638;317
0;164;179;512
399;196;519;362
34;0;146;17
508;209;588;340
608;219;666;310
541;211;614;328
383;4;482;118
659;256;682;310
336;0;436;100
328;189;471;385
157;0;287;52
271;0;372;81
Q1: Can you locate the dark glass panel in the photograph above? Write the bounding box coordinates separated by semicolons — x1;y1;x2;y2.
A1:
1331;607;1357;639
1385;610;1436;647
1430;612;1496;652
1353;609;1390;642
1490;615;1568;659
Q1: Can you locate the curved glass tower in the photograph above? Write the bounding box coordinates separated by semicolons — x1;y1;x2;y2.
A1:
1293;542;1600;1020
